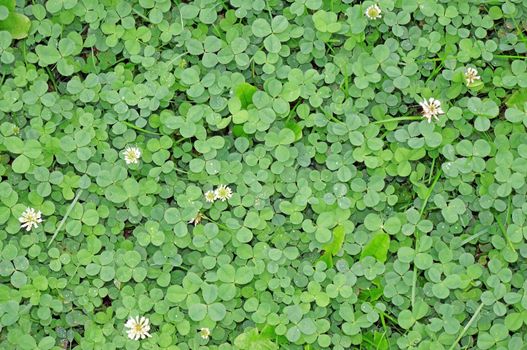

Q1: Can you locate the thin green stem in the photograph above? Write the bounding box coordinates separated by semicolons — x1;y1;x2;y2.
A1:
121;121;161;135
174;137;188;144
48;189;83;247
493;54;527;59
266;1;273;21
494;211;515;251
411;268;418;310
426;61;444;83
457;228;487;247
379;312;387;330
22;41;27;63
132;8;151;23
428;157;436;184
511;15;527;43
286;100;302;122
412;169;443;310
90;47;97;72
68;264;80;283
362;337;378;347
201;214;232;231
167;51;188;66
212;24;225;41
416;57;443;63
448;302;484;350
342;64;349;97
326;42;336;55
377;309;397;325
174;167;188;174
372;116;422;125
45;67;59;92
506;196;512;226
419;169;443;217
325;112;345;125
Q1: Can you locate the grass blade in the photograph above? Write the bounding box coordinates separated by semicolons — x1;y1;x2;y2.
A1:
48;189;83;247
448;302;484;350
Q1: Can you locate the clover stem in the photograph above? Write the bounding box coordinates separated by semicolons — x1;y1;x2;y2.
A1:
91;47;97;72
428;157;436;184
410;268;417;310
506;195;512;225
266;1;273;21
416;57;443;63
167;51;188;66
212;24;225;41
121;121;162;135
45;67;59;92
324;112;345;124
201;214;231;231
22;41;27;63
372;116;422;124
494;54;527;59
68;264;80;283
411;169;442;310
419;169;442;217
132;8;151;23
285;100;302;122
342;64;349;97
174;167;188;174
426;60;444;83
493;211;515;251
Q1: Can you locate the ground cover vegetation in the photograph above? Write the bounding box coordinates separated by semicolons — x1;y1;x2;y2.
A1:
1;0;527;349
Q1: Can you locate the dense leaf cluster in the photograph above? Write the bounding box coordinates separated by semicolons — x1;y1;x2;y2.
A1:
1;0;527;349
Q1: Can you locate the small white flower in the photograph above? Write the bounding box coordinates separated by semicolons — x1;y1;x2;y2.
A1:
214;185;233;201
199;327;211;340
365;4;382;19
464;67;480;85
204;190;216;203
123;146;141;165
19;207;43;231
125;316;151;340
188;212;204;226
419;98;444;123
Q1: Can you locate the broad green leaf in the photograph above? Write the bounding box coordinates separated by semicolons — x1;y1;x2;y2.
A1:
234;327;278;350
234;82;257;109
0;0;30;40
360;231;390;263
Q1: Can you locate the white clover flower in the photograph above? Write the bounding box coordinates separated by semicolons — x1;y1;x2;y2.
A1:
199;327;211;340
188;212;204;226
19;207;43;231
464;67;480;85
419;98;444;123
125;316;151;340
365;4;382;19
214;185;233;201
123;146;141;165
204;190;216;203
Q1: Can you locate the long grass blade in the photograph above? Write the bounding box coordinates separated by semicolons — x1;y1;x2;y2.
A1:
48;189;83;247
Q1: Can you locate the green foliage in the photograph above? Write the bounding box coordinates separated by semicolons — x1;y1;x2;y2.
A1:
360;231;390;263
1;0;527;349
234;82;257;109
234;327;278;350
0;0;30;39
